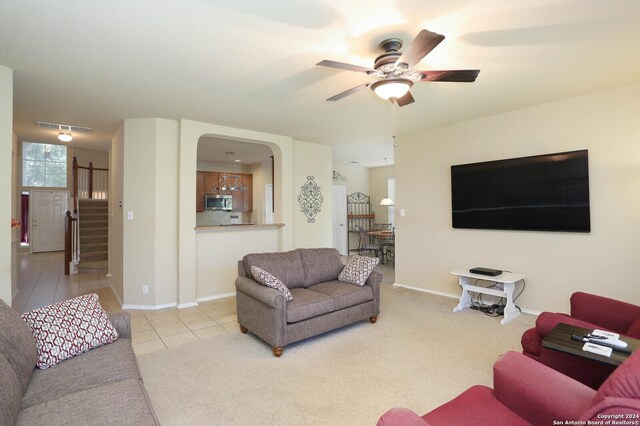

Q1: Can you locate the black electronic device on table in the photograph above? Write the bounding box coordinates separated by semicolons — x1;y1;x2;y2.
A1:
469;267;502;277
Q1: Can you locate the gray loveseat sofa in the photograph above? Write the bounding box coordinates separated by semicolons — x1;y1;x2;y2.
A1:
0;299;158;426
235;248;382;357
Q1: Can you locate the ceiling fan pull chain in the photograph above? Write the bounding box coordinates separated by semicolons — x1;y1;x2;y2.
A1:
392;100;398;147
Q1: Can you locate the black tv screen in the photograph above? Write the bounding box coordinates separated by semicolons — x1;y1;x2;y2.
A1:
451;150;590;232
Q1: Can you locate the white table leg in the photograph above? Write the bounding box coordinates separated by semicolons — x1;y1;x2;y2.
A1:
500;281;520;325
453;278;472;312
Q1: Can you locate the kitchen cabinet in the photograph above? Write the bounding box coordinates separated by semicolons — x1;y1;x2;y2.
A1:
203;172;219;194
242;174;253;212
196;171;253;212
196;172;205;212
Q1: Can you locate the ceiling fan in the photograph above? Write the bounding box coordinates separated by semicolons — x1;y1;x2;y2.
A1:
316;29;480;107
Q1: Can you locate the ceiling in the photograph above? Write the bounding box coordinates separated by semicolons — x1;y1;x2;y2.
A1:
1;1;639;167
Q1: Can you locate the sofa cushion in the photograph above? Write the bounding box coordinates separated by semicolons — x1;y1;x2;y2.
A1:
17;378;158;426
594;348;640;404
423;385;530;426
286;288;335;323
21;293;119;369
298;248;345;287
22;338;141;408
250;266;293;302
338;255;379;286
308;281;374;311
0;298;38;393
244;250;306;289
0;352;22;426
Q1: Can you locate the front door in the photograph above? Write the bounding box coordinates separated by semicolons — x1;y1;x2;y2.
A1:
31;190;68;253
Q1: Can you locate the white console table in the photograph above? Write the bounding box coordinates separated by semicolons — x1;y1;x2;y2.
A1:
451;268;525;325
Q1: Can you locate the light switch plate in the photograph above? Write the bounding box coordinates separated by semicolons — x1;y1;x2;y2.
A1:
400;209;406;217
127;211;134;220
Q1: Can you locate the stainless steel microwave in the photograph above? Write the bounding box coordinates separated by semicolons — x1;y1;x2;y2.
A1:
205;194;232;211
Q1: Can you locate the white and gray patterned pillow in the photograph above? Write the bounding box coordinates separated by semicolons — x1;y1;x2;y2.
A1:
338;255;379;286
20;293;118;369
250;266;293;302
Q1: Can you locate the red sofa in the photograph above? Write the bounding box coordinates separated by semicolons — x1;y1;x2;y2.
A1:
521;292;640;388
377;350;640;426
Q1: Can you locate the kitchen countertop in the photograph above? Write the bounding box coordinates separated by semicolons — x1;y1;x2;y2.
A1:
195;223;285;232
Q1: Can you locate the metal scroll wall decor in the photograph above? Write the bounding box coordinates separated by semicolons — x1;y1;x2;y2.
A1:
332;170;347;182
297;176;323;223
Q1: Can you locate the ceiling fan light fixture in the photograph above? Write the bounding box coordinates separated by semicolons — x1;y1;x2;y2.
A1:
58;132;72;142
371;79;413;100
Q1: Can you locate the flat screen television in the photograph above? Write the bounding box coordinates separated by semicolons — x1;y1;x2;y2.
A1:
451;150;590;232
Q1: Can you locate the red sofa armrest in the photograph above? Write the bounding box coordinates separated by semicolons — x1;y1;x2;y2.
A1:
493;351;596;425
377;408;430;426
571;292;640;334
535;311;602;337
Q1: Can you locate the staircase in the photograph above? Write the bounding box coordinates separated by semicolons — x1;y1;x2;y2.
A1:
77;199;108;274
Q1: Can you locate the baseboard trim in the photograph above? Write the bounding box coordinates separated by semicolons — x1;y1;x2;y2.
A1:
177;302;198;309
393;282;459;299
109;284;123;307
122;302;177;311
392;282;539;316
196;292;236;303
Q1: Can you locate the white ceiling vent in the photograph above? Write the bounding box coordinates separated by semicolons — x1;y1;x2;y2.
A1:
36;121;92;133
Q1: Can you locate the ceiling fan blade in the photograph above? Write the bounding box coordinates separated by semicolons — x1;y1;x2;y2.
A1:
316;60;374;74
419;70;480;82
395;29;445;70
326;83;370;101
396;91;415;107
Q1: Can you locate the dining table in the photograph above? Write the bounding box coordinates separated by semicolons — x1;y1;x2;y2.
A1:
367;230;395;264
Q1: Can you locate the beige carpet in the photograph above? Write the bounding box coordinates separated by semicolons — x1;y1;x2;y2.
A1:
137;284;535;425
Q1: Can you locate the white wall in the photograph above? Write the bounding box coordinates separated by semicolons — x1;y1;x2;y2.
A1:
108;124;124;303
293;140;333;249
0;65;13;304
369;165;393;225
196;227;280;298
395;83;640;313
73;147;109;169
121;118;179;307
154;119;180;306
333;163;369;196
249;158;273;225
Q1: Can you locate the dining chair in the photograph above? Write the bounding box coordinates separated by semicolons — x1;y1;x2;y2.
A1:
356;226;380;258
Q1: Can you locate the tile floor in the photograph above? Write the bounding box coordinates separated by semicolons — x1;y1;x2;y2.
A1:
13;251;121;313
14;251;395;357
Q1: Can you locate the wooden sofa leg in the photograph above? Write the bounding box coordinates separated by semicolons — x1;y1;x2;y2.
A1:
239;325;248;334
272;347;283;357
369;315;378;324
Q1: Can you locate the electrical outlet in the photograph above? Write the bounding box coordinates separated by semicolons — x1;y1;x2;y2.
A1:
400;208;406;217
142;285;149;294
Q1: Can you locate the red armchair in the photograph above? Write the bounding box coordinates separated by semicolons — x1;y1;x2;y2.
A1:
521;292;640;388
377;350;640;426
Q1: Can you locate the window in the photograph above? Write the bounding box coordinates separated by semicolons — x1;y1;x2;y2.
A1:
22;142;67;187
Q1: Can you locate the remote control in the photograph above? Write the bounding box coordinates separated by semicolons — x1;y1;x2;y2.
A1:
571;335;631;354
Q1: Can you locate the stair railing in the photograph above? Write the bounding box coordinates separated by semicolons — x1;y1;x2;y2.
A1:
65;157;109;275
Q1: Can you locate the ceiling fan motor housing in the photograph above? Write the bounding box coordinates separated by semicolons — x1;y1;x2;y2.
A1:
374;38;404;73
